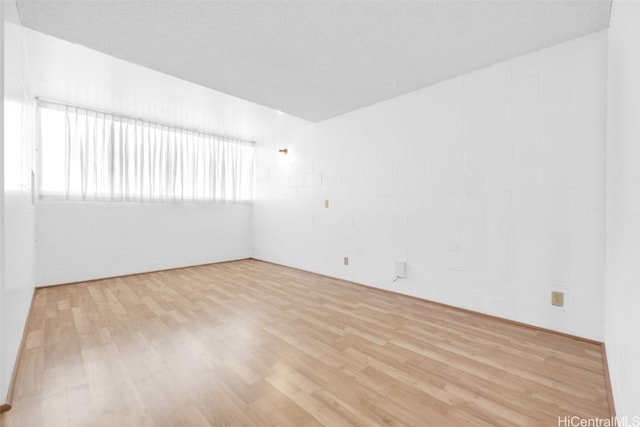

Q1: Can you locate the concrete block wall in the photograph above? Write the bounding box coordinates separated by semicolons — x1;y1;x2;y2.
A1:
35;202;252;285
2;20;37;401
605;0;640;418
254;31;608;341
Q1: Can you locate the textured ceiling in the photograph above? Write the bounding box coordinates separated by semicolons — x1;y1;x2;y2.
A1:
16;0;611;122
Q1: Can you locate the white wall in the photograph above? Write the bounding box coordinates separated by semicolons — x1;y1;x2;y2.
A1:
1;18;36;402
254;31;608;341
0;0;6;406
23;27;304;286
605;0;640;418
36;202;252;285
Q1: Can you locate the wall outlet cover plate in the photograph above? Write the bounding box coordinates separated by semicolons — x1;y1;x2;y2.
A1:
551;291;564;307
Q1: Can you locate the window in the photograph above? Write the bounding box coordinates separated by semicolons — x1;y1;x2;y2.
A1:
37;100;255;203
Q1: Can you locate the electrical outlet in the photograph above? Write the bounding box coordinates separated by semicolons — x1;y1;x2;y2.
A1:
343;256;349;266
324;200;329;208
551;291;564;307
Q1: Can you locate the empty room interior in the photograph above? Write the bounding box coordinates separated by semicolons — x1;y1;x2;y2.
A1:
0;0;639;425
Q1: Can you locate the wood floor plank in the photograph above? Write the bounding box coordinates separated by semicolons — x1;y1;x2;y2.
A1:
1;259;611;426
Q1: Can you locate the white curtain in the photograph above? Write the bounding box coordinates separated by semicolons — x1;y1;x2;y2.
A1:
37;100;254;203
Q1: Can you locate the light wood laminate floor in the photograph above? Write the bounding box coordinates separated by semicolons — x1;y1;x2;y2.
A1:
1;259;610;426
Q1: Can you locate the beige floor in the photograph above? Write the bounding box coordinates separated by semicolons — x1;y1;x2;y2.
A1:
1;259;611;426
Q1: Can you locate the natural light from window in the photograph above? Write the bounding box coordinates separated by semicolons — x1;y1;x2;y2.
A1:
38;100;255;203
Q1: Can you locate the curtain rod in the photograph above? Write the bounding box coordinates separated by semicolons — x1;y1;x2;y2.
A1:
35;97;255;145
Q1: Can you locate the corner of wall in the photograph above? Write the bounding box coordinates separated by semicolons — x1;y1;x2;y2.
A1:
604;0;640;418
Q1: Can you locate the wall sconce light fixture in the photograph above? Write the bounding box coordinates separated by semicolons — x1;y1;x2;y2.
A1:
278;148;288;155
